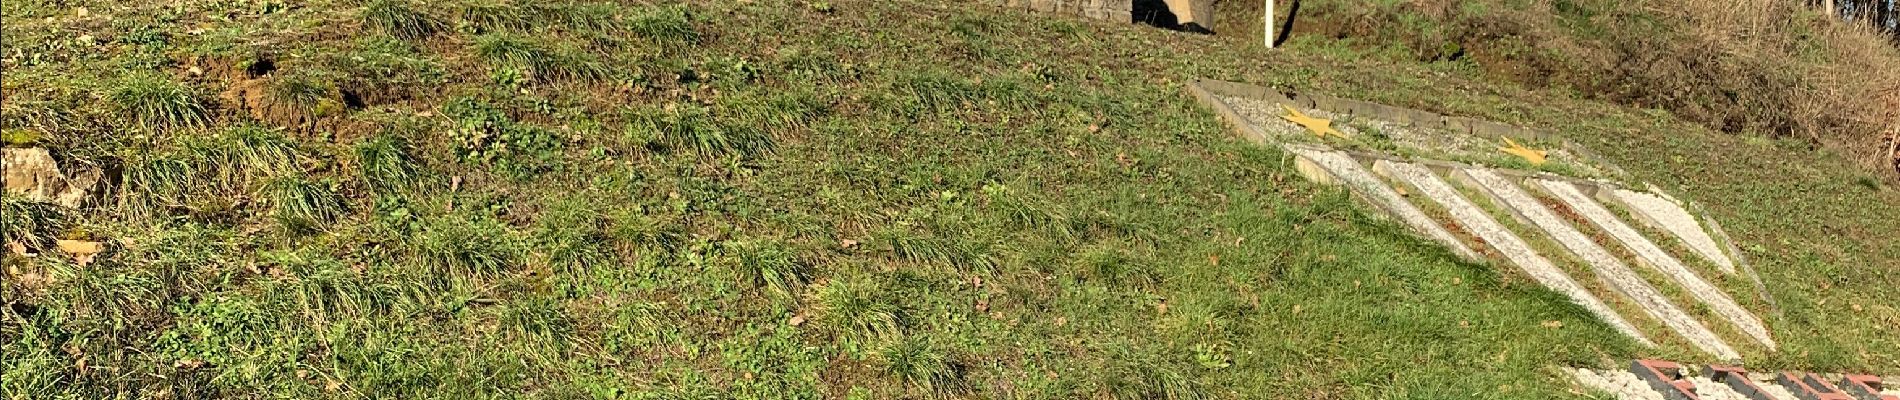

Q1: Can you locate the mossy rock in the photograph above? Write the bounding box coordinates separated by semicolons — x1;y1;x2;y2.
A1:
2;129;43;147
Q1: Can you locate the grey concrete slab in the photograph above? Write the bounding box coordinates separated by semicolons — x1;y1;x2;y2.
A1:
1611;188;1739;274
1459;168;1739;360
1283;146;1482;262
1538;179;1778;350
1374;160;1652;346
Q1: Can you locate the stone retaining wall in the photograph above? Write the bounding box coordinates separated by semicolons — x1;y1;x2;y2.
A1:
992;0;1214;30
995;0;1132;22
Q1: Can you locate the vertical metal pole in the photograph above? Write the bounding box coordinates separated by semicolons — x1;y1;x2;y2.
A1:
1264;0;1276;48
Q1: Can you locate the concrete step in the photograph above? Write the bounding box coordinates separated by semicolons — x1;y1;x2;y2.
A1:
1608;188;1738;274
1536;179;1778;350
1370;160;1653;347
1455;168;1740;361
1284;145;1482;262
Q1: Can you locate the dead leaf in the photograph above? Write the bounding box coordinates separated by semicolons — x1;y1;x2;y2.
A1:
788;314;806;326
5;241;27;256
840;238;859;248
975;299;989;312
1541;320;1564;329
1156;299;1169;315
56;239;103;266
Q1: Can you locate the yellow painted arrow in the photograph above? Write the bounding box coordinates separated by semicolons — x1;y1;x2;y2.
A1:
1499;137;1548;165
1279;104;1343;139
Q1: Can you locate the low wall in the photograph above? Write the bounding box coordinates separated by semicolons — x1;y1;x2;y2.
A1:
998;0;1133;22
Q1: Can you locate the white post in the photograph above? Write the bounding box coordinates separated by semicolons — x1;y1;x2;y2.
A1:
1263;0;1276;48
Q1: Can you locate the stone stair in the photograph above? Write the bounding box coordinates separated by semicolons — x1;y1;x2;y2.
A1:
1190;78;1779;363
1371;159;1655;347
1539;179;1777;350
1283;144;1768;361
1455;168;1741;361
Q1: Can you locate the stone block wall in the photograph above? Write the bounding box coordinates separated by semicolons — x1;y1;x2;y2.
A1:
1000;0;1133;22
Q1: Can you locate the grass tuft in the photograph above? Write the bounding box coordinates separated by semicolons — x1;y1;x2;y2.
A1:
268;72;335;108
723;240;809;302
225;125;300;179
629;5;699;47
267;249;398;325
109;75;208;131
630;104;775;158
1;196;67;253
500;298;574;347
263;174;345;233
457;0;528;33
413;215;519;286
881;336;965;396
472;33;606;82
816;274;901;351
120;154;199;222
363;0;442;40
355;133;419;192
873;228;996;273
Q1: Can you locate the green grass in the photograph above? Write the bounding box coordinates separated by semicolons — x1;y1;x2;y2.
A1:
108;74;209;131
362;0;441;41
264;174;346;233
3;0;1897;399
471;33;606;83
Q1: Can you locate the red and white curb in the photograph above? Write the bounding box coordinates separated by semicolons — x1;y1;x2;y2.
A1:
1571;359;1900;400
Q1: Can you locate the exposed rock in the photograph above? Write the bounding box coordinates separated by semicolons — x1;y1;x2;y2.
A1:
2;147;100;208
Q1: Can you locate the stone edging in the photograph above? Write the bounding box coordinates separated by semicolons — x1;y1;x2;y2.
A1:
1686;199;1783;321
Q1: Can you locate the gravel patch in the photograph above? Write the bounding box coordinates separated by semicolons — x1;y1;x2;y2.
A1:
1613;189;1737;274
1539;179;1777;350
1462;169;1738;360
1571;368;1669;400
1285;147;1481;261
1376;161;1652;346
1689;376;1756;400
1573;367;1810;400
1221;95;1355;140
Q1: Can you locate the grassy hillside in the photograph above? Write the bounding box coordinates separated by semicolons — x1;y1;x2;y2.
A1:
2;0;1896;399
